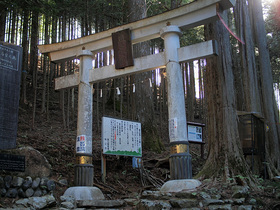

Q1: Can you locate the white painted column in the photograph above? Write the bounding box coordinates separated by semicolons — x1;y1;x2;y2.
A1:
75;50;94;186
160;25;192;179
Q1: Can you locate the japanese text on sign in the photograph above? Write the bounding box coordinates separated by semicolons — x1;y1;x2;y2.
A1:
187;125;203;142
0;45;20;71
76;135;87;153
102;117;142;157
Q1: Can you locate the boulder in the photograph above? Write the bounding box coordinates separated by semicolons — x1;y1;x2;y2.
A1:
137;199;172;210
11;176;24;187
6;188;18;198
16;147;52;178
169;198;199;208
232;186;249;198
32;177;40;189
28;195;56;209
25;188;34;197
61;201;75;209
4;175;12;189
22;177;32;190
0;176;4;188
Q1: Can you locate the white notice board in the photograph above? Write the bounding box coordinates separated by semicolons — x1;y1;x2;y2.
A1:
102;117;142;157
187;124;203;143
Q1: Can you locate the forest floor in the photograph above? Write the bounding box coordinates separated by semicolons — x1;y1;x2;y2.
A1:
1;90;280;209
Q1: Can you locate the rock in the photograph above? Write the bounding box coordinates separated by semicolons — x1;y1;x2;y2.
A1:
124;198;140;206
249;198;256;205
0;188;6;197
11;176;24;187
77;199;125;208
233;198;245;204
47;180;55;191
238;205;253;210
169;198;199;208
232;186;249;198
58;179;68;186
34;188;43;197
175;191;198;199
4;175;12;189
27;195;56;209
25;188;34;197
60;195;75;203
208;204;232;210
15;198;29;208
32;177;40;189
224;199;234;204
17;146;52;178
18;188;26;198
273;176;280;182
40;177;49;190
202;199;224;206
6;188;18;198
61;201;75;209
199;191;211;199
213;194;222;199
0;176;4;188
22;177;32;190
141;191;172;200
137;199;172;210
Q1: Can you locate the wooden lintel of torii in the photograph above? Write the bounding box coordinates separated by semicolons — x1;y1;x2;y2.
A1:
38;0;234;62
54;40;218;90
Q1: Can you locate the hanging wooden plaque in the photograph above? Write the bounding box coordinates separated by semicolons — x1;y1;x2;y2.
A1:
112;28;134;69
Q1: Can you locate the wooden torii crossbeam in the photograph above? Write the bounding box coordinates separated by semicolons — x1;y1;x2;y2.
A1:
38;0;235;188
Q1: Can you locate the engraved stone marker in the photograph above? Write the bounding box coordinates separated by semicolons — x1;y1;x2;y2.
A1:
0;42;22;150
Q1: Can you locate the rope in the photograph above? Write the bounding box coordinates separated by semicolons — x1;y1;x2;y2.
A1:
217;12;245;45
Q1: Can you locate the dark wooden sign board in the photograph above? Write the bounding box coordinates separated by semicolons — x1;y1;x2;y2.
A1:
0;153;25;172
0;42;22;150
112;28;134;69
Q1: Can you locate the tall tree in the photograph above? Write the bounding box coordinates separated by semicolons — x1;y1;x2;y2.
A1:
234;0;262;113
127;0;163;152
0;2;6;41
198;11;256;186
248;0;280;177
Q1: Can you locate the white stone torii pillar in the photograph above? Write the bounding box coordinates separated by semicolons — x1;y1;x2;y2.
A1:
160;25;192;179
75;50;94;186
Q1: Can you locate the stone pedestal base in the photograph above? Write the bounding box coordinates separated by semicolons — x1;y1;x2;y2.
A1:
63;186;104;201
160;179;201;192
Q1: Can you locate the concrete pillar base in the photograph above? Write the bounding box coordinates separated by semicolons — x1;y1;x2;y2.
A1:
63;186;105;201
160;179;201;193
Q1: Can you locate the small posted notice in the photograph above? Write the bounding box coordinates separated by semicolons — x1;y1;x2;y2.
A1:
187;125;203;143
76;135;87;153
102;117;142;157
169;118;178;142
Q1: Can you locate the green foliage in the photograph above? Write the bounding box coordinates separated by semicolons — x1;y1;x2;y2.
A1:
264;1;280;83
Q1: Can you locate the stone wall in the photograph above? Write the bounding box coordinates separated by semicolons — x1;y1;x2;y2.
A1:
0;175;55;198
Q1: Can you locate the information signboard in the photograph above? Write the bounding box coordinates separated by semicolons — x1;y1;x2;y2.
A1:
0;42;22;150
187;124;203;143
102;117;142;157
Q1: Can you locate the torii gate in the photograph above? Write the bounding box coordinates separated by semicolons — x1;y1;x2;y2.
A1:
39;0;235;188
